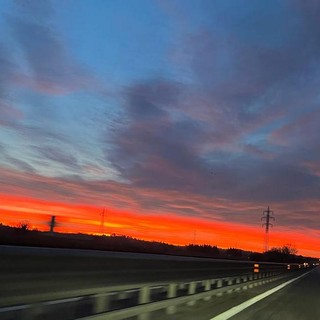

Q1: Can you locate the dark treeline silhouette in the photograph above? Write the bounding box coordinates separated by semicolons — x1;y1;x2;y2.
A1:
250;245;308;263
0;223;317;263
186;244;220;257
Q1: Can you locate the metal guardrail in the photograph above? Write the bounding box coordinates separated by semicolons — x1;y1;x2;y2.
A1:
1;268;309;320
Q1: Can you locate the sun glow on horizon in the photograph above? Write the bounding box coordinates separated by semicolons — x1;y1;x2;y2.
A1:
0;193;319;258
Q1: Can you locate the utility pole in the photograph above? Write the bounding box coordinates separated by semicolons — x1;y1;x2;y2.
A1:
261;206;275;252
100;208;105;235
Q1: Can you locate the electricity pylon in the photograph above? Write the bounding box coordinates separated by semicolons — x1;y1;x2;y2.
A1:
261;206;275;252
100;208;106;235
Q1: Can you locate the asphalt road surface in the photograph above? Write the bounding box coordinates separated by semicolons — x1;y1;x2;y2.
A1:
151;266;319;320
229;266;320;320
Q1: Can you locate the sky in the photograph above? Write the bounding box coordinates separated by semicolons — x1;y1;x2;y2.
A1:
0;0;320;257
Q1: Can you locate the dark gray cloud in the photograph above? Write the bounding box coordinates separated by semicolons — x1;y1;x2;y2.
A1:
9;16;88;94
125;79;181;120
6;0;104;96
108;77;320;202
109;79;214;193
190;0;320;91
107;0;320;204
171;0;320;146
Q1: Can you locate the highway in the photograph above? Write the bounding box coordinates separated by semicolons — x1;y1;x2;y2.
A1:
151;266;319;320
229;266;320;320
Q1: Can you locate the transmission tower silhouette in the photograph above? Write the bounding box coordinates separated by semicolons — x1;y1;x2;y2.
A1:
261;206;275;252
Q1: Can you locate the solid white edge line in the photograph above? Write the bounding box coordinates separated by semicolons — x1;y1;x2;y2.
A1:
210;269;315;320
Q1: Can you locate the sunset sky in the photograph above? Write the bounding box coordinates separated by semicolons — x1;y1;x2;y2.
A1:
1;0;320;257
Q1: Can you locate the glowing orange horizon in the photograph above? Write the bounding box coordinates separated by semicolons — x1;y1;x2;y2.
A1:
1;193;319;258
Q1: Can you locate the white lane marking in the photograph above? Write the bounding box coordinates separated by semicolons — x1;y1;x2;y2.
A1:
210;269;315;320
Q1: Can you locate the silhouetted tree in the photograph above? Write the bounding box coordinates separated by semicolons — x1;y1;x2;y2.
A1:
280;244;298;255
264;245;298;262
17;222;30;232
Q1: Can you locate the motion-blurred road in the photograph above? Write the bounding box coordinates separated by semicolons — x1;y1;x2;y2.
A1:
229;266;320;320
152;266;320;320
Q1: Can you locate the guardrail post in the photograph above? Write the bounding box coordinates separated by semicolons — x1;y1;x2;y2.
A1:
241;275;248;290
94;293;110;314
227;278;233;294
248;274;254;288
216;279;223;296
216;279;222;288
138;286;150;320
166;283;177;315
178;283;185;290
187;282;197;306
203;280;211;301
139;286;150;304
